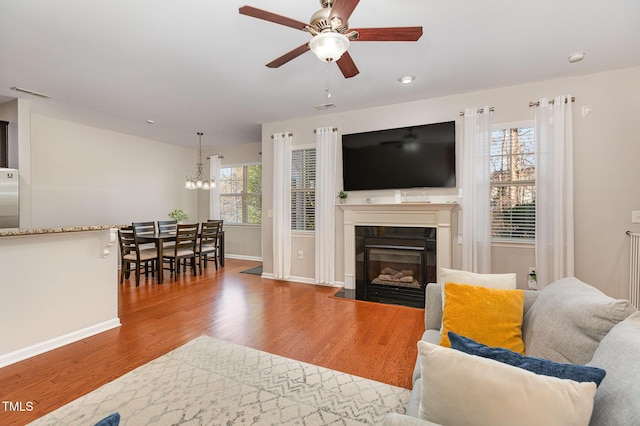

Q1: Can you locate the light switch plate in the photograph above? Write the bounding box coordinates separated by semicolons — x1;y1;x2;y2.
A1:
633;211;640;224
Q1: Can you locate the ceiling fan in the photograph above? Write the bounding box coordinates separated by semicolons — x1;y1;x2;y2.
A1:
239;0;423;78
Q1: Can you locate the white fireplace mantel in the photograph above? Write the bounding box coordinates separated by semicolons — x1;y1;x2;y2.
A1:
339;203;458;290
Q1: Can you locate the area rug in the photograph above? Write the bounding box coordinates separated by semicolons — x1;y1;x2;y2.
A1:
240;265;263;275
29;336;410;425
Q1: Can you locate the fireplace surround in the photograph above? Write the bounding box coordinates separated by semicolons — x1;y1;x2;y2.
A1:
340;203;458;307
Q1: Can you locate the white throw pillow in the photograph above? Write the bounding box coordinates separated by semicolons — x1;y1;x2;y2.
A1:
417;341;596;426
439;267;517;289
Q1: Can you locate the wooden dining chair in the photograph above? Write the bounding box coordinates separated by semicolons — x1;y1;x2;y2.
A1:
197;221;219;274
132;221;156;235
207;219;224;265
157;219;178;270
162;223;199;280
118;226;158;286
157;220;177;233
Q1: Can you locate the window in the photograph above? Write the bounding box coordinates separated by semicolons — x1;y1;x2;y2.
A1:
490;126;535;241
219;164;262;224
291;148;316;231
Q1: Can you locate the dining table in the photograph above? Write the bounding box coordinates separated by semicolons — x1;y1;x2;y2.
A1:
136;230;225;284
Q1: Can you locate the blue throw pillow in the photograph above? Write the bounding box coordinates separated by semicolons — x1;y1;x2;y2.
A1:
448;331;606;386
94;413;120;426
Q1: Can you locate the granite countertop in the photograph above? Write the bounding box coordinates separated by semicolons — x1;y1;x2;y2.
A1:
0;224;123;238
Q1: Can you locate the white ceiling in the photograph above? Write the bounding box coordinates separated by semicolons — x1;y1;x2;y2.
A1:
1;0;639;149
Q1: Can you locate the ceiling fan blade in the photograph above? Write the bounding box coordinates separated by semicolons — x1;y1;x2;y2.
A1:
266;43;310;68
336;51;359;78
329;0;360;22
239;5;308;31
351;27;423;42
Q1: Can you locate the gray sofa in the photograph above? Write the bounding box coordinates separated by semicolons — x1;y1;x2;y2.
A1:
384;277;640;426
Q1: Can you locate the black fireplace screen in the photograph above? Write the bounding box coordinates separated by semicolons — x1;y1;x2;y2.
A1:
355;226;436;308
368;247;423;289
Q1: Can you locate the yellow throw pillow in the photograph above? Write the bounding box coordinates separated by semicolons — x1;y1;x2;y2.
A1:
440;282;525;354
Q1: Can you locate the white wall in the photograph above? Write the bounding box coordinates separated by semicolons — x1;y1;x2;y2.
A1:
30;114;198;227
262;66;640;298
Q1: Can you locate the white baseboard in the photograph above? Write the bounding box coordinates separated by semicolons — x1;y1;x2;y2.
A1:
259;273;342;288
0;318;121;368
225;254;262;262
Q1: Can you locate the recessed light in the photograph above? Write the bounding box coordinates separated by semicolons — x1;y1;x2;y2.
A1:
146;119;156;124
568;52;585;63
397;75;416;84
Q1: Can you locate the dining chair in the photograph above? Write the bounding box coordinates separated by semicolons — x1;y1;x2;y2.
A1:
157;219;178;271
157;220;177;233
197;221;219;274
132;221;156;235
118;226;158;286
207;219;223;231
207;219;224;266
132;221;157;260
162;223;199;280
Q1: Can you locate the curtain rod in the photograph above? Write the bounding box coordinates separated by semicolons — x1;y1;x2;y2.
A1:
205;155;224;160
313;127;338;133
529;96;576;107
270;132;294;139
459;106;494;117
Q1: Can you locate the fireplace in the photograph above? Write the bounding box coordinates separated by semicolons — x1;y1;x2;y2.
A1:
356;226;436;308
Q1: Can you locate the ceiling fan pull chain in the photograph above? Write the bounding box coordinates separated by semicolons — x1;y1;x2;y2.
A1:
325;62;332;99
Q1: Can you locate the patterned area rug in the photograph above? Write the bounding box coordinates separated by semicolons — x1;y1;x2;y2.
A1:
30;336;410;425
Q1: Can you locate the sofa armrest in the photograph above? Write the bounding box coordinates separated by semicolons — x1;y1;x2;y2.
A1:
424;283;443;331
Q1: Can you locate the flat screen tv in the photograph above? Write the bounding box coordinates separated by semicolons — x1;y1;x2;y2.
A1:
341;121;456;191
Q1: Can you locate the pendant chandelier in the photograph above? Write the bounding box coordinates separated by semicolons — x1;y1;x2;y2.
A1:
185;132;215;190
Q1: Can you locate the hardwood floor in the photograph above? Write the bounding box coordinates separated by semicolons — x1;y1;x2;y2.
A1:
0;259;426;425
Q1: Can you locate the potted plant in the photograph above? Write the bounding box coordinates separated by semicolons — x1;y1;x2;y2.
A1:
168;208;189;223
337;191;348;203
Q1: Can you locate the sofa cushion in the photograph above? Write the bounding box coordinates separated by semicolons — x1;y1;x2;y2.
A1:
439;282;525;353
523;277;636;364
449;332;606;386
417;341;596;426
587;311;640;426
439;268;517;289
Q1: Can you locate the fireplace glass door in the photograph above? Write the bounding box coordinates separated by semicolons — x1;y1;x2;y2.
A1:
367;247;423;290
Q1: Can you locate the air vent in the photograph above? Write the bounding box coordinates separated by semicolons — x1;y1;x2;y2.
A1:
315;103;336;110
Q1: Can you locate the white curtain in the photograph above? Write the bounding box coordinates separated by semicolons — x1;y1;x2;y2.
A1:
534;95;574;288
272;133;292;280
315;127;338;284
461;106;492;273
209;155;221;219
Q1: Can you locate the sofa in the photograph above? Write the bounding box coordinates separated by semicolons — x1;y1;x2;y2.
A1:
384;276;640;426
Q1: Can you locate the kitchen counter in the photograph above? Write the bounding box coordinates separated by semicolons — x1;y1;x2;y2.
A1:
0;225;121;367
0;224;122;237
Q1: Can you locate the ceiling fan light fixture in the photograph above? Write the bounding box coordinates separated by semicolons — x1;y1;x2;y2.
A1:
309;32;350;62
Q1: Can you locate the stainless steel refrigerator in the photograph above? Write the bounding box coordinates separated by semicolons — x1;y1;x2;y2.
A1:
0;168;19;228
